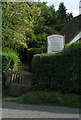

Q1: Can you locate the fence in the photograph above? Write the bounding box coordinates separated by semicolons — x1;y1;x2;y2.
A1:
6;68;32;96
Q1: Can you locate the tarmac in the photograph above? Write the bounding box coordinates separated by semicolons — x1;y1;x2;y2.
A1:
2;101;80;118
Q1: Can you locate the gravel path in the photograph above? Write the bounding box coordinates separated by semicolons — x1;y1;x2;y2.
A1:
2;101;80;118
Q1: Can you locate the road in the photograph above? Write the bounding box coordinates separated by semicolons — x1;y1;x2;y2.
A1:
2;101;80;118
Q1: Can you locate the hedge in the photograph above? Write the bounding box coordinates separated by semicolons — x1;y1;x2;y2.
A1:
32;42;80;94
2;49;20;87
27;46;47;66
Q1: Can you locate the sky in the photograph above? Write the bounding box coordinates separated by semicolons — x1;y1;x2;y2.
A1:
40;0;80;17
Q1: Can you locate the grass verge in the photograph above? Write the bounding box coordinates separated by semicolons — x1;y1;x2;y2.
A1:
4;91;81;108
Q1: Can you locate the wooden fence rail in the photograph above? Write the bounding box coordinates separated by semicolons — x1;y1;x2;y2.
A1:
6;68;32;96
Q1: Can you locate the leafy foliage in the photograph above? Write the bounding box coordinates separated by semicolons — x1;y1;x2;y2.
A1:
27;32;47;48
2;2;28;50
2;48;20;86
55;2;73;31
2;2;42;51
2;2;73;52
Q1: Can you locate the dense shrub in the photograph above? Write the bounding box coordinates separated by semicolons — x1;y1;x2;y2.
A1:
27;46;47;66
2;49;20;87
32;42;80;94
27;32;47;48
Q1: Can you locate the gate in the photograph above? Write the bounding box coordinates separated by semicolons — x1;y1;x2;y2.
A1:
6;68;32;96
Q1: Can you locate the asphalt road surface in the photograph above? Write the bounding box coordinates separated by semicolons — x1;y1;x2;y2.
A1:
2;101;80;118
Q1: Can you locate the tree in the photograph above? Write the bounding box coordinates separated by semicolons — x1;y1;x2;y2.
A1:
57;2;67;20
55;2;73;31
2;2;27;50
33;2;57;35
66;12;73;22
2;2;73;52
36;2;56;27
2;2;42;51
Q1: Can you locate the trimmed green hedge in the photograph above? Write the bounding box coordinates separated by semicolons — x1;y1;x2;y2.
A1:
32;42;80;94
27;46;47;66
2;49;20;87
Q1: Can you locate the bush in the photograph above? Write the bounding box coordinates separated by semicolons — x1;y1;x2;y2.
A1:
27;46;47;66
27;32;47;48
32;42;80;94
2;49;20;87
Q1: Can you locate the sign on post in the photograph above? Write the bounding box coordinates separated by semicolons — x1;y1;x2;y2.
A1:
47;34;65;53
